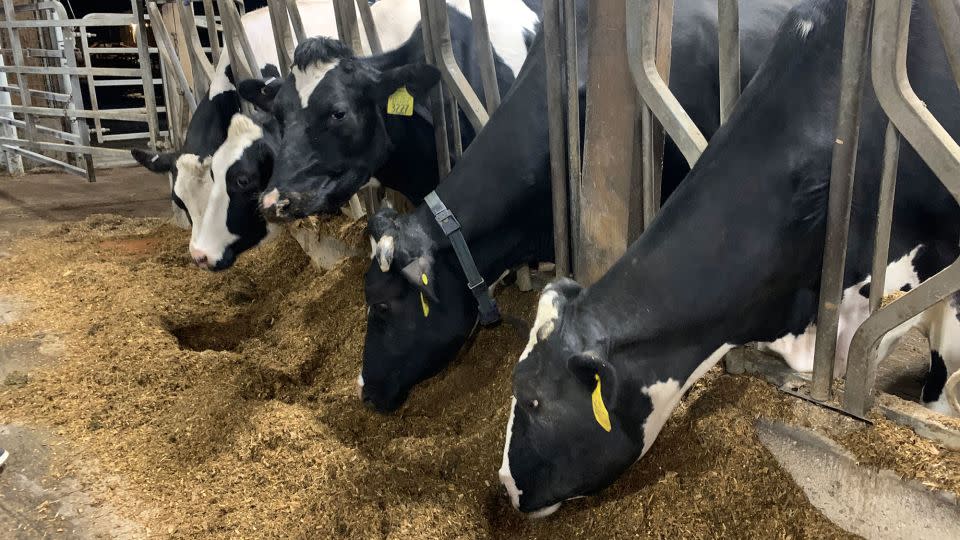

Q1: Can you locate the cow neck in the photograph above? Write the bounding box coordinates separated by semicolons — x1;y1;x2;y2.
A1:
420;33;556;283
574;3;852;377
181;90;239;157
366;25;444;203
377;113;441;203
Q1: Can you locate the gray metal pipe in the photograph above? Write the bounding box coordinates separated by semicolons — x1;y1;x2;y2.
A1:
867;123;900;314
543;0;570;277
717;0;739;124
809;0;873;402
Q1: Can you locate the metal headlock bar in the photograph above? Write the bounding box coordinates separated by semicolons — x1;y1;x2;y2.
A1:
542;0;581;277
809;0;874;402
0;1;164;180
608;0;960;418
843;0;960;417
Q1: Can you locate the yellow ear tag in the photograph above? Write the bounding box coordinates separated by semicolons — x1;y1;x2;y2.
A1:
420;291;430;318
419;274;430;317
387;86;414;116
592;374;612;432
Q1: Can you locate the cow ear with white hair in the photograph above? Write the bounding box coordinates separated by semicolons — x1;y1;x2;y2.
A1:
238;77;283;112
368;207;401;272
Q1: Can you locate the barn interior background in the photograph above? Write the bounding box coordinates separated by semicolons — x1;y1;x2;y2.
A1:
0;0;958;537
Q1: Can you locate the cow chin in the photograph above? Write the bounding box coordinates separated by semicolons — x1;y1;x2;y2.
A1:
360;384;409;413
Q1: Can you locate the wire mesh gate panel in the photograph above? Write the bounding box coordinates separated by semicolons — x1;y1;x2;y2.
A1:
0;0;163;181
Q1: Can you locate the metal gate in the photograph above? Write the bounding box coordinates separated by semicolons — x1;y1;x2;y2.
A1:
543;0;960;431
0;0;163;181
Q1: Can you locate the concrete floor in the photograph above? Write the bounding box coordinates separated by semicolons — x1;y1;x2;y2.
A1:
0;166;172;250
1;167;168;537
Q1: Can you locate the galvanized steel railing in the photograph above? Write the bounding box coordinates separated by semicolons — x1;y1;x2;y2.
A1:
842;0;960;417
0;0;163;180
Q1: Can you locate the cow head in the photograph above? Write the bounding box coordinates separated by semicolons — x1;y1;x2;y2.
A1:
189;113;282;271
499;279;642;516
361;207;479;412
254;37;440;221
131;148;211;225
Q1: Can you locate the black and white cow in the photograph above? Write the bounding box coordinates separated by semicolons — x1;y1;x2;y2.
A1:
254;0;541;220
500;0;960;516
130;0;448;268
191;112;282;271
361;0;801;412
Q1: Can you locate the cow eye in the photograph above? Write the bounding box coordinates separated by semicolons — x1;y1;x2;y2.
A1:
234;175;251;188
372;302;389;315
332;110;346;121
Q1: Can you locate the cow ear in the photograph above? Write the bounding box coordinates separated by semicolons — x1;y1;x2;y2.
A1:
401;257;438;303
131;148;177;174
373;64;441;102
567;352;619;420
368;207;400;241
238;78;281;112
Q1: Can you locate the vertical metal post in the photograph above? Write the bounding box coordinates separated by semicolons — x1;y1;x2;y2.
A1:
627;0;707;167
133;0;159;150
216;0;258;81
717;0;740;124
356;0;382;54
333;0;363;53
148;2;199;112
78;27;103;143
2;0;36;141
639;0;673;232
202;0;221;65
42;1;95;180
425;0;489;130
810;0;873;402
267;0;294;76
563;0;581;261
425;0;463;160
544;0;570;277
868;123;900;314
929;0;960;93
283;0;307;43
0;54;23;174
469;0;501;112
844;0;960;416
177;0;214;93
418;0;451;177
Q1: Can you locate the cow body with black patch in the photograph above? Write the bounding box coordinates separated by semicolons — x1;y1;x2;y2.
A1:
501;0;960;516
361;0;801;412
257;0;541;220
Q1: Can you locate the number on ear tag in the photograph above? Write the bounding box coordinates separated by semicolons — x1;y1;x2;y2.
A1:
387;86;415;116
592;374;612;432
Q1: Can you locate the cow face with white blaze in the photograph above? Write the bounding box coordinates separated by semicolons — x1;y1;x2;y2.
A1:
254;37;440;220
499;279;638;515
189;113;281;271
133;149;214;263
500;278;733;515
361;207;478;412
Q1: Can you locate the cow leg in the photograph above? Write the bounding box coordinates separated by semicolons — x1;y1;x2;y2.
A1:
921;293;960;417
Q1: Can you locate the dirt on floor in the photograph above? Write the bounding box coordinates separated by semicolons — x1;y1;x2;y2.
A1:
0;214;958;539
